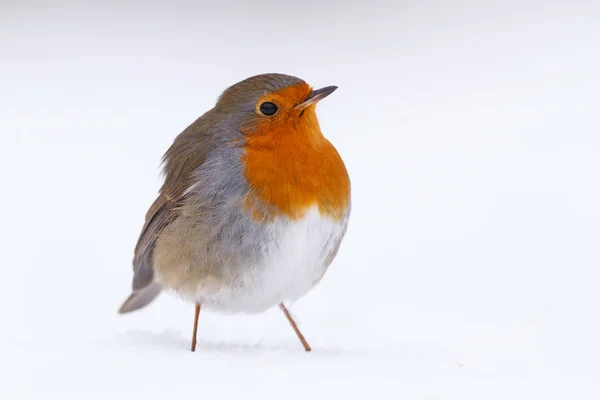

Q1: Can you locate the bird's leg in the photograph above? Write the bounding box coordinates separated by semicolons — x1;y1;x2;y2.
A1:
191;303;201;352
279;303;311;352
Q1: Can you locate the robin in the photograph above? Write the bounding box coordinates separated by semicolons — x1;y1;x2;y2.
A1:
118;73;351;352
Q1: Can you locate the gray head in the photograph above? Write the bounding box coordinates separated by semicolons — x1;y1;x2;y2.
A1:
217;73;305;111
213;73;338;127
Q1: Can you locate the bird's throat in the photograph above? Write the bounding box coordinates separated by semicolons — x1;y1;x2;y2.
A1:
241;116;350;222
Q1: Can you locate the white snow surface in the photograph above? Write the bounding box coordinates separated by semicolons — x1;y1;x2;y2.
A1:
1;1;599;399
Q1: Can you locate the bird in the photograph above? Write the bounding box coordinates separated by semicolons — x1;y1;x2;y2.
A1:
118;73;351;352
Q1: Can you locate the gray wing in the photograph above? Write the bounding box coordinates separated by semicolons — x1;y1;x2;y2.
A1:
131;195;176;291
119;194;179;313
118;111;220;313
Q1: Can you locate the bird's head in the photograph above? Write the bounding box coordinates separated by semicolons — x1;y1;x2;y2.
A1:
216;73;337;141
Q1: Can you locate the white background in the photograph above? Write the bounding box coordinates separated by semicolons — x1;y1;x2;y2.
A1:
1;1;599;399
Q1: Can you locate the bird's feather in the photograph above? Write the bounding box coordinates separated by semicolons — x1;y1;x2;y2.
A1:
119;112;220;313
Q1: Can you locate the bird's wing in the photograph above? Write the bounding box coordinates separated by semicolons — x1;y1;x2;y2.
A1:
120;115;220;313
131;193;178;291
133;119;219;289
119;192;185;313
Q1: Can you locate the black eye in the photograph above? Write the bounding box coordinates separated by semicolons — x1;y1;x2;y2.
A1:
259;102;278;116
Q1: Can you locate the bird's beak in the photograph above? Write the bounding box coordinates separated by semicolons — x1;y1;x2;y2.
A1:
294;86;338;110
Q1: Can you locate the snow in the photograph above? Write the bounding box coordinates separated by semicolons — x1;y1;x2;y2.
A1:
1;1;599;399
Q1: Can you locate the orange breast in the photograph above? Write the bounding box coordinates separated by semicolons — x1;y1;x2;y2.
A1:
241;103;350;222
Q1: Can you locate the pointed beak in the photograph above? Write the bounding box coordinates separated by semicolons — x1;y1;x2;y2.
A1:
294;85;338;110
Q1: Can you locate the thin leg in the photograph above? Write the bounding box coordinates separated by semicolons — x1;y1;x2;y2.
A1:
279;303;311;352
191;303;201;352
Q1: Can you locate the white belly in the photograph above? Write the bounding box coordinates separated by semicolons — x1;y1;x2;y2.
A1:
197;206;348;313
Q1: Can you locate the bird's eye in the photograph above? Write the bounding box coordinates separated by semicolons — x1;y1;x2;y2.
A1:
259;102;278;116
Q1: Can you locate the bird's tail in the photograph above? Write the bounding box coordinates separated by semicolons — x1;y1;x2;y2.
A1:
118;282;163;314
